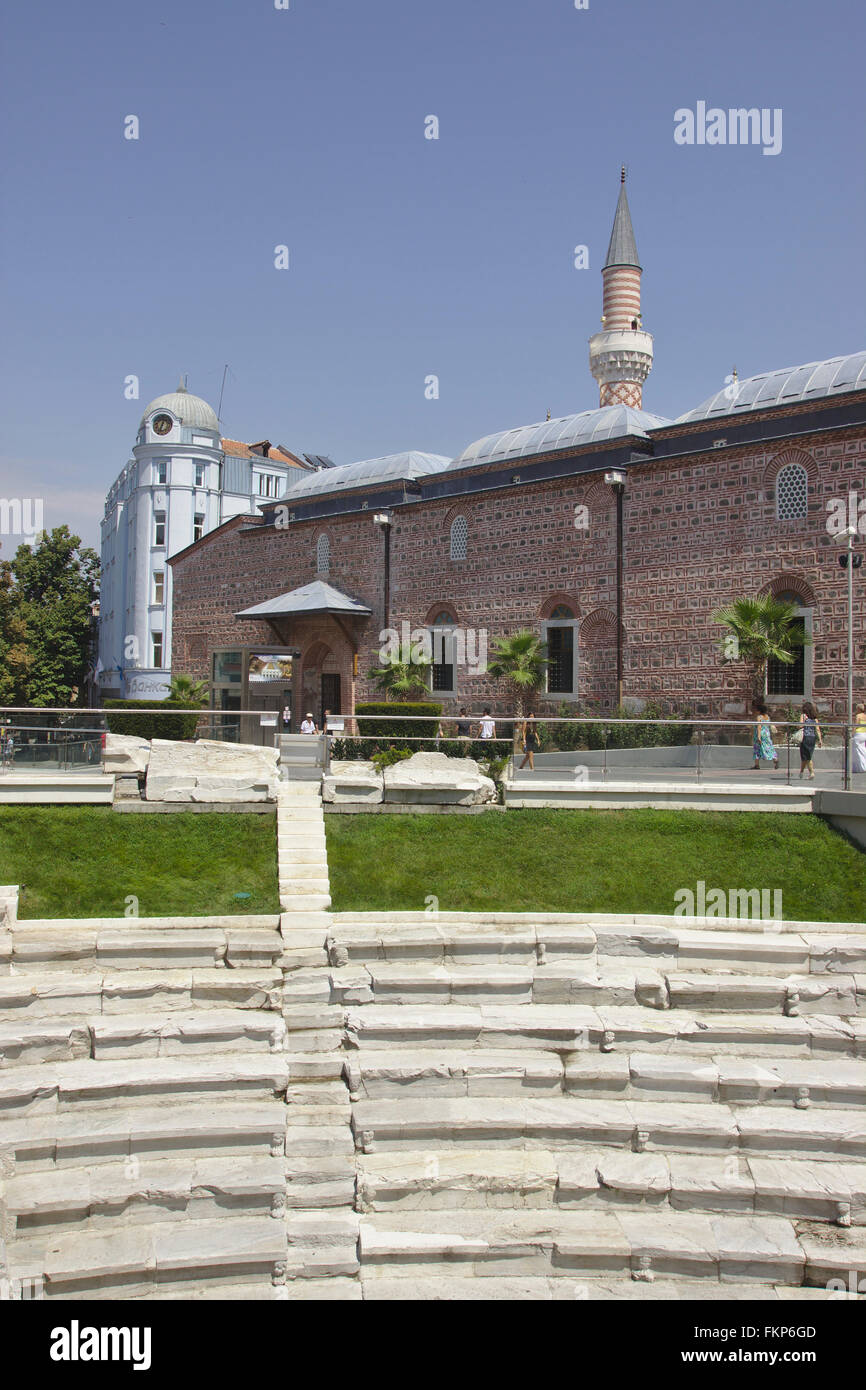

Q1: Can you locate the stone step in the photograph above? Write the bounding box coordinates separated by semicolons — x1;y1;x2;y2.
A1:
669;973;864;1016
0;1054;293;1115
8;926;282;971
355;1209;806;1284
342;1004;862;1058
278;839;328;861
284;1210;360;1279
9;1214;287;1298
89;1008;287;1060
354;1149;865;1226
280;894;332;913
327;918;866;976
344;1048;866;1110
279;878;331;895
350;1097;866;1162
334;909;866;937
331;963;864;1014
2;1154;287;1234
359;1275;840;1300
0;1101;286;1170
0;968;283;1017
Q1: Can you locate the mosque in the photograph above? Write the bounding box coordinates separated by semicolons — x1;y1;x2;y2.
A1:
160;174;866;732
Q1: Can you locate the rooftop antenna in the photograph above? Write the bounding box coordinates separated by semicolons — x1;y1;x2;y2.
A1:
217;364;230;422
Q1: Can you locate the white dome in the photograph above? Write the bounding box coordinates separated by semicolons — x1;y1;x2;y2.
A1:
140;385;219;432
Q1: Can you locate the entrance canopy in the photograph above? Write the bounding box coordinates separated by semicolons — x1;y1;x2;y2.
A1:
235;580;372;621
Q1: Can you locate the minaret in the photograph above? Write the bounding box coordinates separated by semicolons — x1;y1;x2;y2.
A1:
588;169;654;408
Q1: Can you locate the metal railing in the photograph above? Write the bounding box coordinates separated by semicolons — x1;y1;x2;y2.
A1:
0;708;861;791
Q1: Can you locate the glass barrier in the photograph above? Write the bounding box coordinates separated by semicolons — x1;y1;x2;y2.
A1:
0;709;859;789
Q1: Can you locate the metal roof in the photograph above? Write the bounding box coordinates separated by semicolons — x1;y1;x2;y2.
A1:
604;173;641;270
235;580;372;620
675;352;866;423
282;450;451;499
447;405;671;471
139;384;219;431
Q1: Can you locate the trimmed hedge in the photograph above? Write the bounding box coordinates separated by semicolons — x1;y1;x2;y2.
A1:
103;700;204;742
548;702;694;751
354;701;442;744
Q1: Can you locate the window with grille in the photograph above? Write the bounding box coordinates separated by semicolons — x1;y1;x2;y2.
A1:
430;610;456;692
767;615;806;696
775;464;808;520
316;534;330;575
450;515;468;560
547;625;575;694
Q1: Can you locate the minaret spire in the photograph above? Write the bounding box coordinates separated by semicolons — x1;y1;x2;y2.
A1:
589;169;654;409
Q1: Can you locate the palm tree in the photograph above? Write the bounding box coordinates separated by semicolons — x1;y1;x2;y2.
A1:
485;629;549;718
712;596;810;699
167;673;209;704
367;652;433;701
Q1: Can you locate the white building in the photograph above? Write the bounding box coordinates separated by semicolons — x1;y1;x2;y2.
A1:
97;383;307;701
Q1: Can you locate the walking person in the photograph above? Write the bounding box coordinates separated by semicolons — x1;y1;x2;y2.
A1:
797;701;823;780
853;703;866;775
478;708;496;741
750;698;779;770
455;707;472;747
518;713;539;771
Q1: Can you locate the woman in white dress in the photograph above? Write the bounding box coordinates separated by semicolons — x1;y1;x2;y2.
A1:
852;703;866;774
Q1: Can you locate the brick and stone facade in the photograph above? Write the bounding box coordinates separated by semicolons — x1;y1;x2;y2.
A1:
167;176;866;728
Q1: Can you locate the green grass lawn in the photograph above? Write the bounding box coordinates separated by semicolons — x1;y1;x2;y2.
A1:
0;808;280;919
325;809;866;922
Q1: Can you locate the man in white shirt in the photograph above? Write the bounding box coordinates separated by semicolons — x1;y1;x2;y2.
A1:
479;709;496;740
300;713;318;735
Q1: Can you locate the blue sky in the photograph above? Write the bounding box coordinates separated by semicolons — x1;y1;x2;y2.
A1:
1;0;864;550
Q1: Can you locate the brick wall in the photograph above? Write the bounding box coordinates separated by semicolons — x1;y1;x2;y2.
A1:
169;415;866;723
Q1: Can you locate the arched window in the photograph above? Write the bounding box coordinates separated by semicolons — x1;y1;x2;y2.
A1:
450;515;468;561
550;604;576;620
316;533;330;575
775;463;808;520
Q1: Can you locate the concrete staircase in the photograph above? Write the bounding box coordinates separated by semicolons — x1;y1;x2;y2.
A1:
2;900;864;1300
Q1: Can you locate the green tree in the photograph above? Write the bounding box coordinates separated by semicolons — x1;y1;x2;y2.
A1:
485;629;549;717
712;595;809;699
367;651;433;701
0;527;99;706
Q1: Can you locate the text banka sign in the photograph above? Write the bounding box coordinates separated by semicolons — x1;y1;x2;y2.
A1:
126;676;171;699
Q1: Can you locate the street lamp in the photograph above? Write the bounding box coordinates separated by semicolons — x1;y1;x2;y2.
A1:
839;524;863;786
604;470;627;707
374;512;393;633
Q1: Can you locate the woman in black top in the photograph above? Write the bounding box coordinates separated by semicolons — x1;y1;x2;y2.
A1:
519;714;539;771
